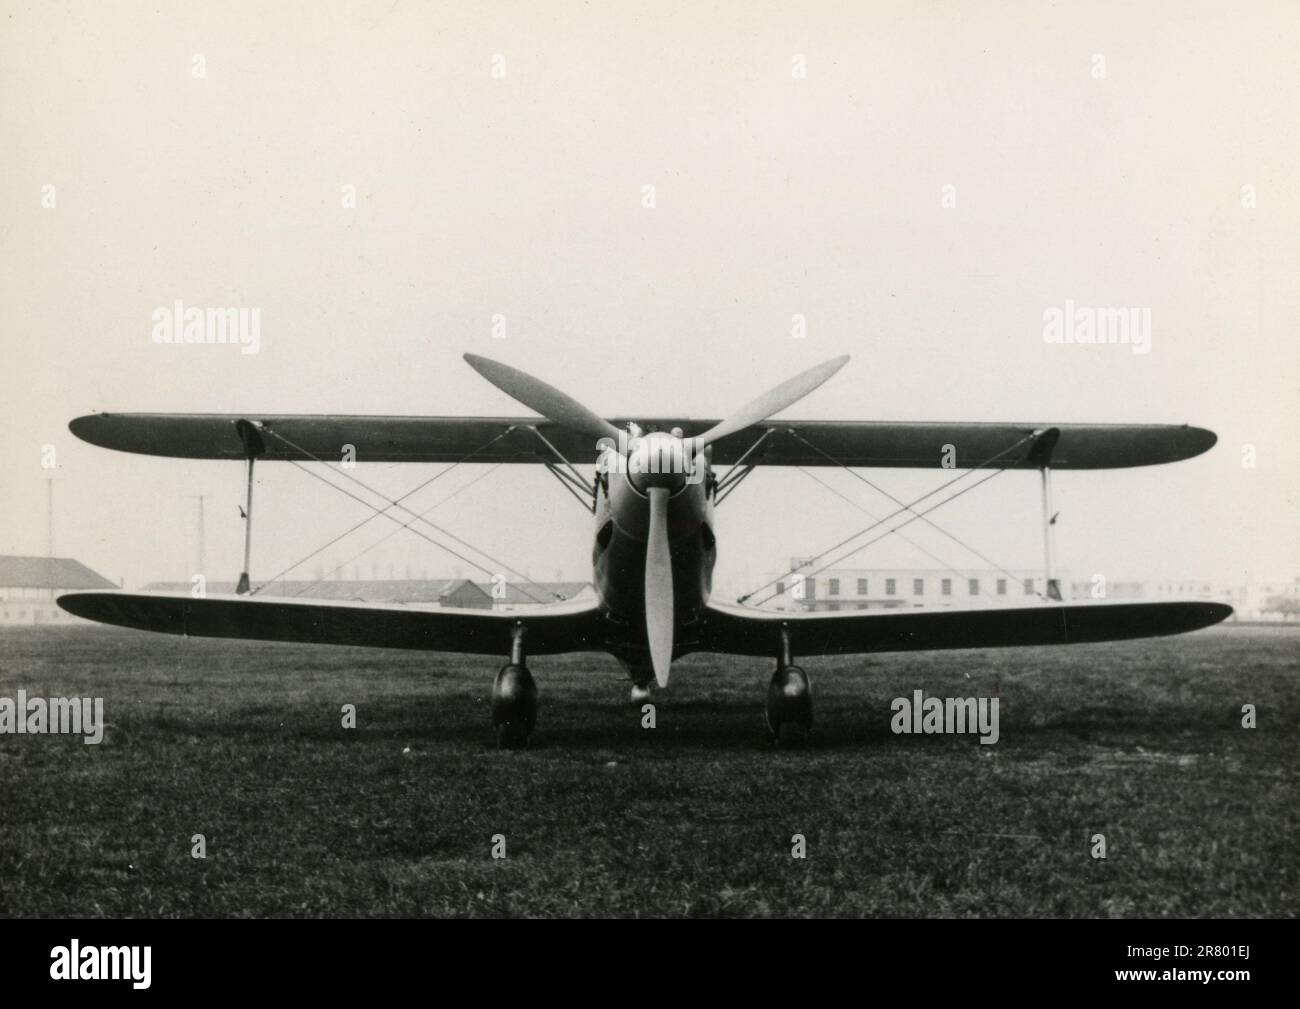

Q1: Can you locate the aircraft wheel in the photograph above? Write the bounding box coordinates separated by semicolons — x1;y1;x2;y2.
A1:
765;664;813;745
492;663;537;749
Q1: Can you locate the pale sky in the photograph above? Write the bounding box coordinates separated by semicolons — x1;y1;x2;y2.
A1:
1;0;1296;596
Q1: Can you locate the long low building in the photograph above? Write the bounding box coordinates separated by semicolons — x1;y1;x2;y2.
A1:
763;563;1053;612
0;555;118;625
758;561;1296;622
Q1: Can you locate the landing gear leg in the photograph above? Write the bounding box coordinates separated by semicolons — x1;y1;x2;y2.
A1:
492;623;537;749
765;627;812;747
234;419;265;595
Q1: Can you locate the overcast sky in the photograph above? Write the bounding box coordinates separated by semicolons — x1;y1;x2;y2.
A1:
1;0;1296;597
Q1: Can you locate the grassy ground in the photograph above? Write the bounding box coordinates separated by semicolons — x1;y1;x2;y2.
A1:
0;624;1296;917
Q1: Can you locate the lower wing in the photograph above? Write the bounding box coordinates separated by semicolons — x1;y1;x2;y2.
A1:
57;591;609;656
698;599;1233;657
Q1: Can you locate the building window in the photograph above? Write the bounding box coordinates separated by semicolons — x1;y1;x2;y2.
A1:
913;578;924;595
829;578;840;596
857;578;867;595
885;578;896;595
941;578;952;596
828;602;840;612
997;579;1007;596
968;579;979;596
1023;578;1034;595
777;581;785;597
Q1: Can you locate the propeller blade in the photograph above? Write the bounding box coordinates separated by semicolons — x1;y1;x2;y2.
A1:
693;354;850;449
644;487;674;688
463;354;622;444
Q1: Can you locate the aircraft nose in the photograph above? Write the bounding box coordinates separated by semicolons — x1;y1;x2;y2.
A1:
627;433;690;494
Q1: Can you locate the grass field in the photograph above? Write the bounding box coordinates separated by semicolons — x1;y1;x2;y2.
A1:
0;624;1296;917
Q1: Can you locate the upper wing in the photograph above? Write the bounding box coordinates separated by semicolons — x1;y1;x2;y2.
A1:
696;599;1233;657
69;413;1216;469
57;591;611;656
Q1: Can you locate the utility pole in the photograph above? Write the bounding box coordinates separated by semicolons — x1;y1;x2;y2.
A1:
46;478;54;602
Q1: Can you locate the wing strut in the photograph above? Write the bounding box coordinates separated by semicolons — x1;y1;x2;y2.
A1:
521;425;597;514
714;429;775;505
737;429;1042;607
1027;428;1063;601
251;424;559;603
234;419;266;594
783;426;1046;595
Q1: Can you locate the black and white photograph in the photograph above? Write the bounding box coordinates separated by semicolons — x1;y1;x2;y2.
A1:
0;0;1296;953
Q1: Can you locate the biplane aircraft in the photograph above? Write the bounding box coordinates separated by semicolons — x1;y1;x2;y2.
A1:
59;353;1231;745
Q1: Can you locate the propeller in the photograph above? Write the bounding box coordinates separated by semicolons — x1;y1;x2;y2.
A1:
462;354;621;444
691;354;850;450
644;487;674;687
461;352;851;690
